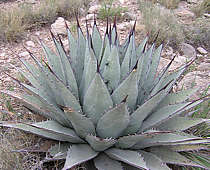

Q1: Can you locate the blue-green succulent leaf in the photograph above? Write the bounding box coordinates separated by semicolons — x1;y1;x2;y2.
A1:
92;23;103;60
115;133;152;149
94;153;123;170
157;116;209;131
63;144;98;170
137;44;154;84
112;68;138;111
0;121;84;143
145;44;162;90
79;47;97;103
132;132;202;149
2;86;70;127
20;59;53;100
63;108;96;138
137;37;148;57
40;42;65;83
96;102;130;138
141;102;190;131
102;45;120;92
67;27;77;62
52;38;79;99
83;73;113;125
151;65;186;97
124;85;169;135
105;148;148;170
158;88;198;108
138;150;171;170
149;147;207;168
100;35;111;72
120;38;132;80
86;135;116;151
141;98;207;131
130;33;137;70
70;25;86;85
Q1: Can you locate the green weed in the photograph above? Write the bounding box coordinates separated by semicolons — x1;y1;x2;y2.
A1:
98;0;127;21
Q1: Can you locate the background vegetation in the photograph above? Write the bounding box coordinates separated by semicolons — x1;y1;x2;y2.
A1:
0;0;91;42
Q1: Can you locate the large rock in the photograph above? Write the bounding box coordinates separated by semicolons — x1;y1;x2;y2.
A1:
197;47;208;55
26;40;35;47
179;43;196;58
51;17;70;35
204;13;210;18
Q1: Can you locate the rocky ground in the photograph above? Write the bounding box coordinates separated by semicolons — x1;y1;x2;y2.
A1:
0;0;209;111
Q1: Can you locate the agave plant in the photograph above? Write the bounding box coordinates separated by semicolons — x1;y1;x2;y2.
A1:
1;18;209;170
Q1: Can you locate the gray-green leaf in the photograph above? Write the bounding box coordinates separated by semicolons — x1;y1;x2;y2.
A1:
62;144;98;170
105;148;148;170
0;121;84;143
112;68;138;111
64;109;96;138
138;150;171;170
94;153;123;170
102;45;120;93
83;73;113;125
149;147;207;168
86;135;116;151
96;102;130;138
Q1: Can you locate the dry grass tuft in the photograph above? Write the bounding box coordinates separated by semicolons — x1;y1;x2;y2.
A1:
184;17;210;51
157;0;180;9
192;0;210;17
0;128;41;170
138;0;184;48
0;0;91;42
0;7;25;42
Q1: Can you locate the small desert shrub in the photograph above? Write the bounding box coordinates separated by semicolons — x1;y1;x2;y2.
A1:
0;0;91;42
192;0;210;17
21;0;91;27
157;0;180;9
184;17;210;51
0;7;25;42
19;0;58;28
0;129;40;170
98;0;128;21
138;0;184;48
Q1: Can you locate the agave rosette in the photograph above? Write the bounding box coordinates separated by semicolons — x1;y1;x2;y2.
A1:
1;19;209;170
